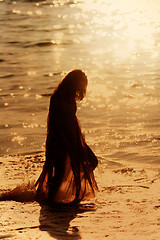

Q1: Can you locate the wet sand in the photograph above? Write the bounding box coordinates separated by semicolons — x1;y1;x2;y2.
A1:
0;154;160;240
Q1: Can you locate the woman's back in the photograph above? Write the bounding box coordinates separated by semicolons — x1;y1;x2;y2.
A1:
35;70;98;205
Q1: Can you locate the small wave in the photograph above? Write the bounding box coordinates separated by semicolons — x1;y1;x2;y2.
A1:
0;234;14;239
0;124;11;129
0;74;15;79
131;83;143;88
0;181;36;202
43;72;62;77
24;41;57;48
64;0;78;6
24;41;72;48
113;167;136;174
7;41;20;44
0;123;22;129
0;94;9;97
40;93;52;97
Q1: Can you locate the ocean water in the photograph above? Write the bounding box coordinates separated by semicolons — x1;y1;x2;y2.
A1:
0;0;160;168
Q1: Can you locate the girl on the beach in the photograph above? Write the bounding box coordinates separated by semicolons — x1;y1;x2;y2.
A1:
35;69;98;205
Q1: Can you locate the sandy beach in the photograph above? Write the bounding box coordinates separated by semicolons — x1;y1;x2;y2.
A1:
1;153;160;240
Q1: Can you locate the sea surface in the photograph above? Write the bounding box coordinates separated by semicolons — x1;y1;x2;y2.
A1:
0;0;160;168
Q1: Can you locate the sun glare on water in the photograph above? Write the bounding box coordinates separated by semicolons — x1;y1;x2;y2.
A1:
78;0;160;62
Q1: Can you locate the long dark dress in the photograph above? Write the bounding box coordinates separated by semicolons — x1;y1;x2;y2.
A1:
35;89;98;204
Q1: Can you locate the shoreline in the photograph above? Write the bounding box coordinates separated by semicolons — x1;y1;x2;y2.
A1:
0;153;160;239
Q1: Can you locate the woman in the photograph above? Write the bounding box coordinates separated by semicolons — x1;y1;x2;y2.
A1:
35;69;98;205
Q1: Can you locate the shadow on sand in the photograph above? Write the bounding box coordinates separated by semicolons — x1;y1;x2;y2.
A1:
39;203;96;240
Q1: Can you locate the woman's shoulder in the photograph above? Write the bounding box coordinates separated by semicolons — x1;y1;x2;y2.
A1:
50;90;62;106
50;90;76;114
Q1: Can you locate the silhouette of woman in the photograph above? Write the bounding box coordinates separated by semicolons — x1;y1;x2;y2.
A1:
35;69;98;205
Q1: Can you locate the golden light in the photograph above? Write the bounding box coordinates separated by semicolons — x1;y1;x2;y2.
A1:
78;0;160;61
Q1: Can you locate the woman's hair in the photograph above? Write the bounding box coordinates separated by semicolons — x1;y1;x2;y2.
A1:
54;69;88;101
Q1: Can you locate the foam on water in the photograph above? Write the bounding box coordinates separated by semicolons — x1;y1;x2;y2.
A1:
0;181;36;202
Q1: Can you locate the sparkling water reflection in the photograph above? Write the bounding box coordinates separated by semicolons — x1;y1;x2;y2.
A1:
0;0;160;166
